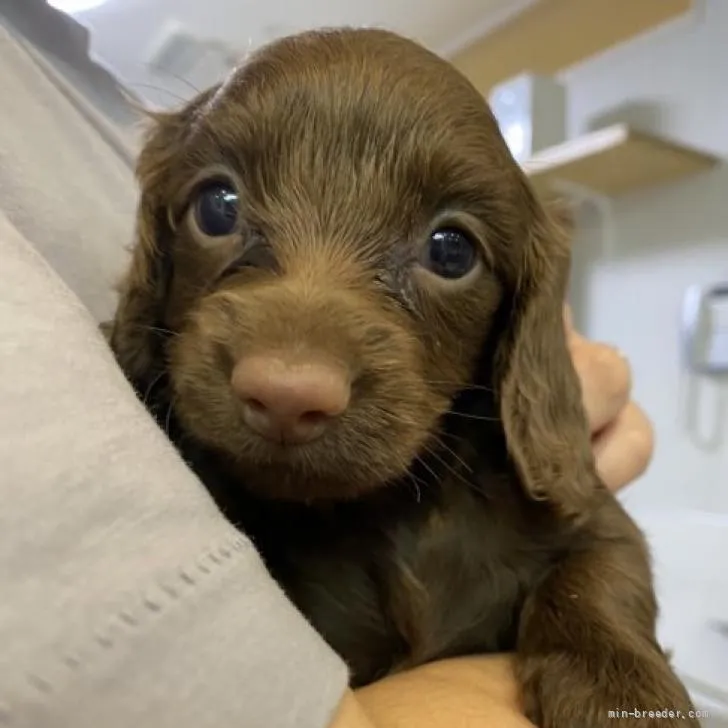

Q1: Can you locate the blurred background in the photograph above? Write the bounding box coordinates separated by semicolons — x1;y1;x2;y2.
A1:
22;0;728;721
46;0;525;108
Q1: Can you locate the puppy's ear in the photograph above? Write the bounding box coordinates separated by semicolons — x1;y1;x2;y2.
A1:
108;167;172;383
494;187;598;518
108;90;217;384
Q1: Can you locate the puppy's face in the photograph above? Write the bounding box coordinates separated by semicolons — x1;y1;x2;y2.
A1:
112;29;594;511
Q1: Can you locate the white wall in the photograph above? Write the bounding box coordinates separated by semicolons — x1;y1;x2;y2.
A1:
563;7;728;709
563;0;728;520
74;0;510;107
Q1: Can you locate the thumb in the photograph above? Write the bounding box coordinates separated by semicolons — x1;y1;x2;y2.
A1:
563;304;583;347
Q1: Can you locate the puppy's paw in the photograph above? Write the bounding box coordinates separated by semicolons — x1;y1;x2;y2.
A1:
518;650;700;728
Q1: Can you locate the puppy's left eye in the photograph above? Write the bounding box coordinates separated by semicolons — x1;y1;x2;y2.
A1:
193;182;239;237
421;227;477;279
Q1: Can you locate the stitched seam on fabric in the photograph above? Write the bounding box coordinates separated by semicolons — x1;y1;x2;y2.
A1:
0;534;250;726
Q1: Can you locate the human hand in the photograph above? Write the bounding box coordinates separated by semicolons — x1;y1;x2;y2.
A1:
564;306;654;491
332;655;532;728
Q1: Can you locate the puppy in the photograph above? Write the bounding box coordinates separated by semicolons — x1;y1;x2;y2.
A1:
106;28;698;728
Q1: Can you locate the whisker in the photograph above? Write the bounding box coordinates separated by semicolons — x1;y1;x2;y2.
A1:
122;321;178;339
406;471;423;503
146;66;202;95
429;433;472;474
142;369;167;405
140;325;178;338
420;442;481;495
164;398;176;436
460;384;496;394
127;83;190;105
443;410;500;423
424;380;496;394
413;452;439;483
433;421;467;442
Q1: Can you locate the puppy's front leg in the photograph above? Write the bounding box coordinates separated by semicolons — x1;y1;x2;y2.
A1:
516;496;698;728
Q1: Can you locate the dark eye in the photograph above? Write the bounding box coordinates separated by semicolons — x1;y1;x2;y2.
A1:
193;182;239;237
421;227;477;279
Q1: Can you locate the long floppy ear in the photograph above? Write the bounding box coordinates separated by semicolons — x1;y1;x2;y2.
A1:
107;171;173;385
107;88;219;386
494;186;599;519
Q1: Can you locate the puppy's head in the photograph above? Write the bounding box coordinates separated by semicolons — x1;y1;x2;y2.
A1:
109;28;596;513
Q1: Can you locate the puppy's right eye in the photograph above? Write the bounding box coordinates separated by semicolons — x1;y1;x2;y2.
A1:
193;182;239;237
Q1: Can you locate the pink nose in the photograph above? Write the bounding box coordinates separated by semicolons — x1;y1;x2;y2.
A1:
230;355;350;444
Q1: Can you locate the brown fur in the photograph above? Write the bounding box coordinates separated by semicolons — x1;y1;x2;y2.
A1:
106;28;697;727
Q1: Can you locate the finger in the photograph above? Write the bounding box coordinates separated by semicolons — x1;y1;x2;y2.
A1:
357;655;535;728
563;304;574;334
569;340;632;434
562;305;580;348
592;401;655;492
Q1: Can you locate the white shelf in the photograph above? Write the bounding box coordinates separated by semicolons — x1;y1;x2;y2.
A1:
523;124;718;196
451;0;694;94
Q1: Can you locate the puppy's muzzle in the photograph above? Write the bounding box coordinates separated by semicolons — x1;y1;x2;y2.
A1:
231;354;351;444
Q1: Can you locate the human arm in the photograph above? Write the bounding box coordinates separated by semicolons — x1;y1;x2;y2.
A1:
0;213;350;728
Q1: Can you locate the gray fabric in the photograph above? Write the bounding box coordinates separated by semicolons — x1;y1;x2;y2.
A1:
0;216;348;728
0;8;349;727
0;17;135;322
0;0;143;138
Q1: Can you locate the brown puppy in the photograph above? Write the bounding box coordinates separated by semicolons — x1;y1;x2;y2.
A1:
107;28;697;728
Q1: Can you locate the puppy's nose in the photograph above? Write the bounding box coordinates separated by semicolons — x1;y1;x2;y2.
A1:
231;355;350;444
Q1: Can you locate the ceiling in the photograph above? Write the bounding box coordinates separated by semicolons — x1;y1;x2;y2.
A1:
61;0;523;106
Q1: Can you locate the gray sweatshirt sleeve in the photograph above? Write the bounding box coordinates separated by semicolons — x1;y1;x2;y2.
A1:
0;6;349;723
0;212;349;728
